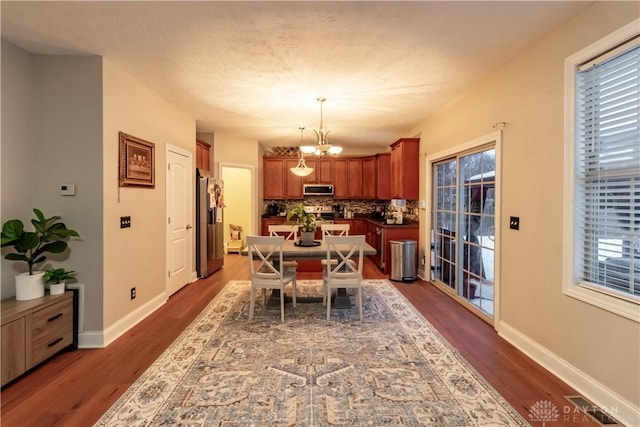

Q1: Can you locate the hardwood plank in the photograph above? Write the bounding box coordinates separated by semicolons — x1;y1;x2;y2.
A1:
1;254;599;426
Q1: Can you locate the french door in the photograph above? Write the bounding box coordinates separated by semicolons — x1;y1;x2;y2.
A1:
432;146;496;318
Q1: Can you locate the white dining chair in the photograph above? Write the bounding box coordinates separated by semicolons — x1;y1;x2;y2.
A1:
320;223;350;269
323;235;365;321
320;223;350;239
268;224;300;271
247;235;297;322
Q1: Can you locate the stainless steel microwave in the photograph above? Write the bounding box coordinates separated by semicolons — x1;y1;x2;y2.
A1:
303;184;334;196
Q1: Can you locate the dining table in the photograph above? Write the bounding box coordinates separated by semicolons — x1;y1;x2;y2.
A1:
242;239;377;309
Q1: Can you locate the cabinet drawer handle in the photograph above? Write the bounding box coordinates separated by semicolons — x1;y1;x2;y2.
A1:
48;313;63;322
47;337;63;347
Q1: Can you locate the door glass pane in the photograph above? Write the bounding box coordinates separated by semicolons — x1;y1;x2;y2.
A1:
433;159;457;290
432;148;495;318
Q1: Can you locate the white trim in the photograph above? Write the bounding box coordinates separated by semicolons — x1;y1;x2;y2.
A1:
78;292;167;348
498;320;640;427
562;18;640;323
424;130;502;325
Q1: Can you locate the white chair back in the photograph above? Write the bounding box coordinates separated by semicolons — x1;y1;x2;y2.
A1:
247;235;286;279
268;224;299;241
325;235;364;279
320;223;350;239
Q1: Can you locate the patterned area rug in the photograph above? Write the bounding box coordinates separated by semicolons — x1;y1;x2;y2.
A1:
96;280;530;426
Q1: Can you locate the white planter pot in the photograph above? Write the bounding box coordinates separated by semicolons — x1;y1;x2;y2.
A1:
300;231;315;245
49;282;66;296
15;271;45;301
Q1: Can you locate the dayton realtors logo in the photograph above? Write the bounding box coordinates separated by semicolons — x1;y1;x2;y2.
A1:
528;400;560;426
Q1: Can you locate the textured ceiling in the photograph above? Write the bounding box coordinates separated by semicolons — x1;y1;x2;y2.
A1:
1;1;593;151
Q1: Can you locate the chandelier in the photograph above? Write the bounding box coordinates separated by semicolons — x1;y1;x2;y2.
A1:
290;127;314;177
300;97;343;156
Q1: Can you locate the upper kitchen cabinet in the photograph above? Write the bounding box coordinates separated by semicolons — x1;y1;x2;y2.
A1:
390;138;419;200
332;159;349;199
303;158;332;184
196;138;211;171
263;158;285;199
284;158;304;198
348;159;363;199
376;153;391;200
362;156;376;199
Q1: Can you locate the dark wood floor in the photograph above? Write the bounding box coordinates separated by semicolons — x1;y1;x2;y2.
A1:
1;254;599;426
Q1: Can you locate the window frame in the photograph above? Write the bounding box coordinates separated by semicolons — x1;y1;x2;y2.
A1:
562;19;640;323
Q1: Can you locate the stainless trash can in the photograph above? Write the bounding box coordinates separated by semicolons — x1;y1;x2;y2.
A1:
389;239;417;282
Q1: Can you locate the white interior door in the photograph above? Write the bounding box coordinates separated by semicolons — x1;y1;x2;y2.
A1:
166;145;192;296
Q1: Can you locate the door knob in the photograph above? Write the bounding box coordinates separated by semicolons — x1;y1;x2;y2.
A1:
186;224;192;230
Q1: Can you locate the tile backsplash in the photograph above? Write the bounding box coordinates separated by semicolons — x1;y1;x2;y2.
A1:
263;199;419;221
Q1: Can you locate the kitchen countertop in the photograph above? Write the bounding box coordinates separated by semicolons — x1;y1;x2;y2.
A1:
261;214;419;228
356;216;419;229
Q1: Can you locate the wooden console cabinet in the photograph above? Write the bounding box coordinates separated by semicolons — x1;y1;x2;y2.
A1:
1;291;76;386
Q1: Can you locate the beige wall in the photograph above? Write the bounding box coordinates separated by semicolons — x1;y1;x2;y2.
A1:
102;59;195;331
409;2;639;420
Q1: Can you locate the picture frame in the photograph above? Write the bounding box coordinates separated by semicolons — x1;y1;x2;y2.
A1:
119;132;155;188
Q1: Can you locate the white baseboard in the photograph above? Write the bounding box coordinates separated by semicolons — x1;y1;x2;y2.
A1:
77;292;167;348
497;320;640;427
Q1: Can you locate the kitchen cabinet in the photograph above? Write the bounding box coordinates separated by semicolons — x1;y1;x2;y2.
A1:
332;159;349;199
335;219;365;235
263;158;285;199
362;157;376;199
261;217;286;235
361;219;418;273
1;292;75;386
365;221;384;269
304;159;332;184
195;138;211;171
284;159;304;199
390;138;419;200
348;159;363;199
376;153;391;200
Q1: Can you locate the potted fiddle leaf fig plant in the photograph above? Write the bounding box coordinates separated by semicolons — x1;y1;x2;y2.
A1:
43;267;77;295
286;202;317;245
1;209;80;300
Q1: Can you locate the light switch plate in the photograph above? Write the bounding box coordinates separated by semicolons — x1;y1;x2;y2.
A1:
60;183;76;196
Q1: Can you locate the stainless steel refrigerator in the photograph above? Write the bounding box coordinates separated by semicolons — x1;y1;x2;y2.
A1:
196;169;224;277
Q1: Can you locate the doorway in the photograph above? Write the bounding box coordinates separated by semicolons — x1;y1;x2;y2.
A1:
219;163;255;253
429;132;501;322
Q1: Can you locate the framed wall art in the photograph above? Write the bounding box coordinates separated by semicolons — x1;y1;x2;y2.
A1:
119;132;155;188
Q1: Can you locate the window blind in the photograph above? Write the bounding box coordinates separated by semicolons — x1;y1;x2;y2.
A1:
575;42;640;297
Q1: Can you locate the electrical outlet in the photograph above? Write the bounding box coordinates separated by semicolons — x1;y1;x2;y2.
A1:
130;287;136;300
120;216;131;228
510;216;520;230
